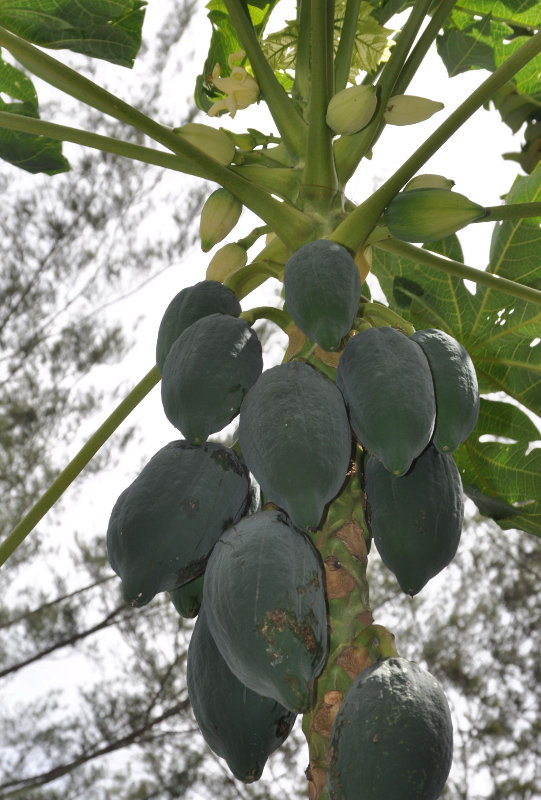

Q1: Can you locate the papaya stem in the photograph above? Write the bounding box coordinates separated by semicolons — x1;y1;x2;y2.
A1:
334;0;362;93
0;366;161;568
480;202;541;222
330;29;541;251
356;301;416;335
300;0;339;211
293;0;311;109
374;239;541;306
240;306;291;331
222;0;307;159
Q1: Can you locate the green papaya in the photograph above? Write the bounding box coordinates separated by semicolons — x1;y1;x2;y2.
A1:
238;362;352;530
364;444;464;595
161;313;263;445
283;240;361;351
168;574;204;618
384;188;485;242
410;328;479;453
187;604;296;783
106;441;250;607
156;280;241;372
336;326;436;476
203;509;328;713
328;657;453;800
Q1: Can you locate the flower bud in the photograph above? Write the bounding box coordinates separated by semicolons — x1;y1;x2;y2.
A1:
200;189;243;252
206;243;248;282
173;123;235;165
384;95;444;126
326;85;377;136
385;189;486;242
404;174;455;191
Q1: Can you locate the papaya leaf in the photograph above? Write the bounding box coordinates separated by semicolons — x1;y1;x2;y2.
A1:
0;50;69;173
436;14;508;76
449;0;541;31
0;0;147;67
494;36;541;98
262;0;393;82
455;398;541;538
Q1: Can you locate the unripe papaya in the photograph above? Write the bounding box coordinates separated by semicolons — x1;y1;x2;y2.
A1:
336;326;435;476
199;188;242;252
404;174;454;191
326;84;377;135
161;313;263;444
239;362;352;530
383;94;444;125
284;240;361;352
173;122;235;165
156;280;241;373
203;509;328;713
364;444;464;595
187;605;296;782
206;242;247;282
106;441;250;607
411;328;479;453
328;657;453;800
168;574;204;618
385;188;485;242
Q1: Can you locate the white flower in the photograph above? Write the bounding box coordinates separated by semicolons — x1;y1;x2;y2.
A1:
208;51;259;118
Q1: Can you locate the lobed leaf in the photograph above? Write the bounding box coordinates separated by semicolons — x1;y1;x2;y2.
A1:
0;0;147;67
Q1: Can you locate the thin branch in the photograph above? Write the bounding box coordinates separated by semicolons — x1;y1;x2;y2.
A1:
374;238;541;306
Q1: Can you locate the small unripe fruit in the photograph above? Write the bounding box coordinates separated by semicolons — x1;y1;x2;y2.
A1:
326;84;377;135
173;123;235;165
206;242;248;282
385;188;486;242
200;189;242;252
384;94;444;125
404;174;455;191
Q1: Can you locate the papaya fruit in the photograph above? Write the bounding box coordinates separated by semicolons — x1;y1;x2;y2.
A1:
106;440;250;607
336;326;436;476
283;240;361;351
238;362;352;530
156;280;241;372
410;328;479;453
161;313;263;444
203;509;328;713
187;604;296;783
364;444;464;595
168;574;204;618
328;657;453;800
384;188;485;242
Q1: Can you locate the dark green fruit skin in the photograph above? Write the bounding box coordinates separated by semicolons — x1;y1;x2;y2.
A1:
238;362;352;530
161;313;263;445
106;441;250;607
203;509;328;713
284;240;361;351
364;445;464;595
410;328;480;453
336;326;436;476
187;605;296;783
168;573;204;618
156;280;241;372
328;658;453;800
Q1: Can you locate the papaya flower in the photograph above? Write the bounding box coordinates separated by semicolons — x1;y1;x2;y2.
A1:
208;51;259;118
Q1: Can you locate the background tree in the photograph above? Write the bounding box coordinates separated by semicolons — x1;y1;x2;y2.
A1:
0;2;539;800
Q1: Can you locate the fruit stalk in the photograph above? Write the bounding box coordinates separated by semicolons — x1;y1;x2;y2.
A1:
302;465;376;800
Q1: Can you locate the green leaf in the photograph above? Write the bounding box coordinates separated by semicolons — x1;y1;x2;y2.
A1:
0;48;68;173
494;35;541;97
450;0;541;30
455;398;541;537
436;13;511;76
0;0;147;67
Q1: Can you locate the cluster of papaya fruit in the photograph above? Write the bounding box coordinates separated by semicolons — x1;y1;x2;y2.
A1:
106;237;478;796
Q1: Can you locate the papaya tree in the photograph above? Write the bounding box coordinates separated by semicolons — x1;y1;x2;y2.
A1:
0;2;540;799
